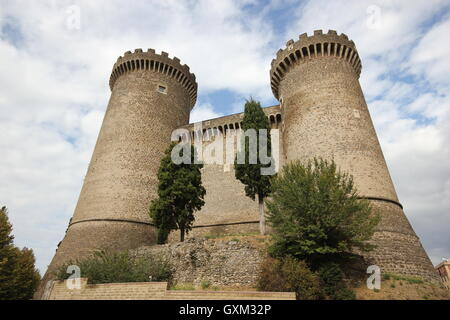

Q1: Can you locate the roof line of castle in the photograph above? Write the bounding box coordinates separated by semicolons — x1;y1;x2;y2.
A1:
185;104;281;126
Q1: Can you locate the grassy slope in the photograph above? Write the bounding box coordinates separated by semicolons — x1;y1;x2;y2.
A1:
355;276;450;300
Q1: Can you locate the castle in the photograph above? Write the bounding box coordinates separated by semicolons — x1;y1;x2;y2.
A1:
39;30;439;295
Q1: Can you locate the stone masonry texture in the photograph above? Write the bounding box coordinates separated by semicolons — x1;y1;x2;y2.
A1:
131;238;264;288
46;278;296;300
39;30;439;298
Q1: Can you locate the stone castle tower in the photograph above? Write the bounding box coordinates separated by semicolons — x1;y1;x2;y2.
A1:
38;50;197;295
39;30;438;296
270;30;437;281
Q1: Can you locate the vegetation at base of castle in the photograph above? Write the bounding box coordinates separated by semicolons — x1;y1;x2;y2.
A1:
0;206;41;300
257;256;357;300
200;280;211;289
149;142;206;243
382;272;424;284
266;158;380;266
234;98;273;235
257;256;321;300
317;262;356;300
55;250;173;285
259;159;380;300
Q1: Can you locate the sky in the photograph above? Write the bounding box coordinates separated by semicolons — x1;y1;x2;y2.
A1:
0;0;449;274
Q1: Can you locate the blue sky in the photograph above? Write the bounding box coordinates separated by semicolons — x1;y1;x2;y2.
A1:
1;0;450;274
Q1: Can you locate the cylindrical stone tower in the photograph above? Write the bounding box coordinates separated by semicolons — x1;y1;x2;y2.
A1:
38;49;197;296
270;30;439;282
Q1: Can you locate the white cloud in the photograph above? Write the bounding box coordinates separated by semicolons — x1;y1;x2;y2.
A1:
189;103;224;123
410;14;450;88
0;0;280;273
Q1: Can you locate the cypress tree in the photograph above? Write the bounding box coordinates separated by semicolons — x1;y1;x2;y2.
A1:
150;142;206;242
234;99;273;234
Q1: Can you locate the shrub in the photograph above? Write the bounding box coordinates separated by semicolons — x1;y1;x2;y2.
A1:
318;263;344;296
266;158;380;265
333;287;356;300
201;280;211;289
257;256;321;300
318;262;356;300
55;250;172;285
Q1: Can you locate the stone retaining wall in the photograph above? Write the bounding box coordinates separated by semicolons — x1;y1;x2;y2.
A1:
46;278;295;300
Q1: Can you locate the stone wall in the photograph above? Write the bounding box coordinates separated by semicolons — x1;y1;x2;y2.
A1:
47;278;295;300
132;238;264;288
171;106;283;241
48;279;167;300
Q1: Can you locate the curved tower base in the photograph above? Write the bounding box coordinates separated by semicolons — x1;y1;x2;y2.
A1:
365;200;439;283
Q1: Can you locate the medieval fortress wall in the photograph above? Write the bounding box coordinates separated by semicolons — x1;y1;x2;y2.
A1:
39;30;440;296
169;106;283;240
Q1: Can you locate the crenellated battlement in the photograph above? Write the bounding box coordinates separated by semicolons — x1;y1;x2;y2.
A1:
109;48;198;108
177;105;282;142
269;30;361;100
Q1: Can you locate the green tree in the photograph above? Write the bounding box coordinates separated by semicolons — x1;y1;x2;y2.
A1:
149;142;206;242
266;158;380;267
0;206;15;298
11;247;41;300
0;206;40;300
234;99;273;234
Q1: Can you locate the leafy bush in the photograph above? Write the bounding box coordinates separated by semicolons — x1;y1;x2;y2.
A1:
266;158;380;265
333;287;356;300
318;263;343;296
201;280;211;289
318;262;356;300
55;250;172;285
257;256;321;300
